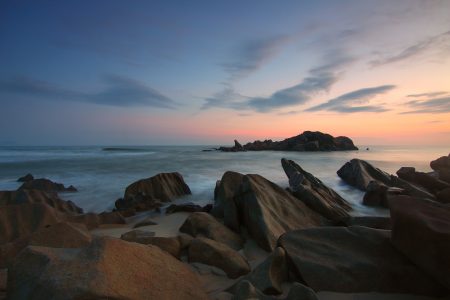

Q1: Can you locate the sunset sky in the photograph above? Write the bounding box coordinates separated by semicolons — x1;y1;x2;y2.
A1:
1;0;449;146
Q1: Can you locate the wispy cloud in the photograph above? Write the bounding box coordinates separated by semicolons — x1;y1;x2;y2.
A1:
401;96;450;114
222;35;291;81
305;85;395;113
370;31;450;67
0;75;177;108
203;52;354;112
407;91;447;98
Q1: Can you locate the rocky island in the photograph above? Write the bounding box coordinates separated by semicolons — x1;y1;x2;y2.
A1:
218;130;358;152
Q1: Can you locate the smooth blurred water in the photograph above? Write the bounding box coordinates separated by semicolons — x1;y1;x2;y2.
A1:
0;145;447;215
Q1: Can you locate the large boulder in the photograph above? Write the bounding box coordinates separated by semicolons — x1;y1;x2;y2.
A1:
7;237;208;300
179;212;243;250
18;178;77;192
188;237;250;279
120;233;181;258
336;216;392;230
337;159;435;199
390;195;450;290
234;174;322;251
281;158;352;221
396;167;449;194
0;189;82;214
29;222;91;248
117;172;191;211
278;226;446;296
362;181;407;208
430;154;450;172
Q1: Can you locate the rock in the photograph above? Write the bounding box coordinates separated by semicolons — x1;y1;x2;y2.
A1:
18;178;77;192
390;195;450;290
231;280;318;300
0;203;60;244
118;172;191;211
219;131;358;152
133;216;158;228
188;237;250;279
229;247;288;295
65;213;100;230
430;155;450;172
278;226;446;296
281;158;352;221
437;188;450;204
179;212;244;250
336;216;392;230
166;202;204;214
98;211;126;225
233;174;322;251
337;159;435;199
120;229;156;244
17;173;33;182
178;234;193;250
396;167;449;193
438;169;450;184
0;237;29;269
0;189;83;214
211;171;244;232
7;237;208;300
29;222;92;248
362;181;406;208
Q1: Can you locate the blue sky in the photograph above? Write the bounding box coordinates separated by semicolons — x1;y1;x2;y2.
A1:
1;0;449;145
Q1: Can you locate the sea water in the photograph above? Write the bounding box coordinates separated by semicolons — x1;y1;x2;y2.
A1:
0;145;447;215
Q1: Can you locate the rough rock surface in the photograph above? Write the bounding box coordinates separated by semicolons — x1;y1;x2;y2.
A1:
179;212;244;250
7;237;208;300
219;131;358;152
188;237;250;279
336;216;392;230
430;154;450;172
120;232;181;258
29;222;92;248
278;226;446;296
18;178;77;192
390;195;450;290
281;158;352;221
0;189;82;214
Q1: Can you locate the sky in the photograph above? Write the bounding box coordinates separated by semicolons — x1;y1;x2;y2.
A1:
0;0;449;146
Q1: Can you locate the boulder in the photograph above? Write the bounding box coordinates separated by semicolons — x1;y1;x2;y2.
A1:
166;202;205;214
0;203;60;244
120;229;155;244
188;237;250;279
18;178;77;192
278;226;446;296
179;212;244;250
437;188;450;204
229;247;288;295
65;213;101;230
7;237;208;300
396;167;449;193
98;211;126;225
390;195;450;290
0;189;82;214
281;158;352;221
29;222;92;248
362;181;406;208
233;174;322;251
17;173;33;182
430;155;450;172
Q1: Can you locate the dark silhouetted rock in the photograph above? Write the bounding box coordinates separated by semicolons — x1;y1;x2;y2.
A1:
396;167;449;194
219;131;358;152
17;173;33;182
0;189;82;214
188;237;250;279
7;237;208;300
179;212;244;250
18;178;77;192
430;155;450;172
281;158;352;221
437;188;450;204
278;226;446;296
166;202;204;214
362;181;407;208
390;195;450;290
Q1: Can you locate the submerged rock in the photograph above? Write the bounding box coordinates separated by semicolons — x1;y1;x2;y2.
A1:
281;158;352;221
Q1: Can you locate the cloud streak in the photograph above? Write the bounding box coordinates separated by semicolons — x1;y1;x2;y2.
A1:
407;91;447;98
0;75;177;108
370;31;450;67
401;96;450;114
305;85;395;113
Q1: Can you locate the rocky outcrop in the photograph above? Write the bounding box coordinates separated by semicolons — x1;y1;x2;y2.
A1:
116;172;191;211
120;232;181;258
390;195;450;290
278;226;446;296
219;131;358;152
212;172;323;251
337;159;435;200
0;189;82;214
17;173;33;182
188;237;250;279
29;222;92;248
179;212;244;250
18;178;77;192
7;237;208;300
437;188;450;204
281;158;352;221
396;167;449;194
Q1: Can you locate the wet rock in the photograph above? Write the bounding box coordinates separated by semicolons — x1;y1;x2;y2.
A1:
336;216;392;230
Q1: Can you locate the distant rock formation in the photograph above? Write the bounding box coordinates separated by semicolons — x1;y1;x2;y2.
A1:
218;131;358;152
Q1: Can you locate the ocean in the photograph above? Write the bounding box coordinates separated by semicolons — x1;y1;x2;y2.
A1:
0;145;447;215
